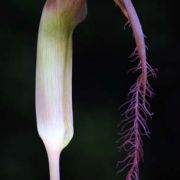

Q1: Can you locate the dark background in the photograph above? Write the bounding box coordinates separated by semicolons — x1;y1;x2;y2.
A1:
0;0;180;180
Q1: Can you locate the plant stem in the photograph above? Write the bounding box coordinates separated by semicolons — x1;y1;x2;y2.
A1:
47;150;61;180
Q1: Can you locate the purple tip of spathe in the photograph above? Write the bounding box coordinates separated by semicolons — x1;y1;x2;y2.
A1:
115;1;156;180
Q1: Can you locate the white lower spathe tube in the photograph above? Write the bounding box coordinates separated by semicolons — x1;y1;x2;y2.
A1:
35;1;87;180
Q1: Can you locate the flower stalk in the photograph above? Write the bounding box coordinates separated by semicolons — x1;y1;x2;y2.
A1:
35;1;87;180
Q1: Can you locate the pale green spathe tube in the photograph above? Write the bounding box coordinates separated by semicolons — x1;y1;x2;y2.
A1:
35;0;87;180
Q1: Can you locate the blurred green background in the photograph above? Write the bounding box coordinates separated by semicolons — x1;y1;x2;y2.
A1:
0;0;180;180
